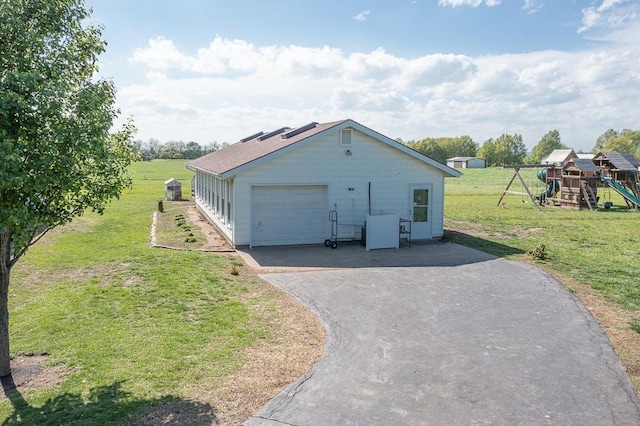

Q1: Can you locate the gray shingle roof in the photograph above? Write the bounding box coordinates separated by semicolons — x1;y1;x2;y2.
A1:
598;152;637;171
622;154;640;168
564;158;599;172
187;119;461;178
187;120;347;175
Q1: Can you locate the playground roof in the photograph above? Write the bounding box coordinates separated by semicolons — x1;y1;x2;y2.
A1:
540;149;576;166
622;154;639;169
564;158;599;172
598;152;637;171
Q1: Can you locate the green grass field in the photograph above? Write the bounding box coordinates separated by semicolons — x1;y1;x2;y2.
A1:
445;167;640;310
2;160;281;424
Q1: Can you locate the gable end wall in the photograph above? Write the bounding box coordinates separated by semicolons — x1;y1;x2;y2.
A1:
231;129;447;246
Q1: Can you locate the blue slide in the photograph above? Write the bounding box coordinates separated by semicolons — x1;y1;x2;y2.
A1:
601;176;640;208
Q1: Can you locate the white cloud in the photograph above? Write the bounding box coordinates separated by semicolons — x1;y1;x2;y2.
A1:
344;48;404;82
131;35;345;79
438;0;501;7
353;10;370;21
331;89;410;112
578;0;638;33
523;0;543;14
130;38;189;70
403;54;477;87
119;31;640;152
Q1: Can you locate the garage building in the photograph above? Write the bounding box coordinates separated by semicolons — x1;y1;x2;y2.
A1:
187;119;460;248
446;157;486;169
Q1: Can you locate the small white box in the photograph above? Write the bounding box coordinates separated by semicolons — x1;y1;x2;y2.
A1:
365;215;399;250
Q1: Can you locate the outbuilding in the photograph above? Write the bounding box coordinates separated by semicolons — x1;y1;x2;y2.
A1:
187;119;460;248
446;157;486;169
164;178;182;201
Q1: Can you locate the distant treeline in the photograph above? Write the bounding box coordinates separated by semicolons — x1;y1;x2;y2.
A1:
135;128;640;165
401;128;640;166
132;139;229;160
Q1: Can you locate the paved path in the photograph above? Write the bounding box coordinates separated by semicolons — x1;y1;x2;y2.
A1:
242;243;640;425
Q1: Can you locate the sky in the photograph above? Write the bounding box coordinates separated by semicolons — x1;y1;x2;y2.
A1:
85;0;640;152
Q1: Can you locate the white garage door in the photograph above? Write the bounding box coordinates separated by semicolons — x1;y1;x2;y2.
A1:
251;185;327;247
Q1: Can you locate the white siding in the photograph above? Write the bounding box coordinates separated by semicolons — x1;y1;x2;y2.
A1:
231;129;447;246
467;158;486;169
447;158;485;169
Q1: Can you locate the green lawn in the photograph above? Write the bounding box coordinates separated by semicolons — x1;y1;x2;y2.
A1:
2;161;277;424
445;166;640;310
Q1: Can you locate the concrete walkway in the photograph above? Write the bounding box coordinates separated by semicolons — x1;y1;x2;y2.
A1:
241;242;640;425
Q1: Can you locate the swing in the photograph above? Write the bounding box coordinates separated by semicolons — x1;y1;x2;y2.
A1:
497;165;542;211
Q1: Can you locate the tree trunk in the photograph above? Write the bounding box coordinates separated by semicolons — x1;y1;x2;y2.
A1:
0;232;12;377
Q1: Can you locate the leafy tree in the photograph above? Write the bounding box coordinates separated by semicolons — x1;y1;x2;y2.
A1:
0;0;136;376
440;136;478;158
529;130;567;163
408;136;478;164
407;139;448;163
496;133;527;165
478;134;527;166
203;142;221;154
130;139;143;156
592;129;619;153
146;138;161;156
160;140;186;158
184;141;203;159
602;130;640;158
477;138;498;166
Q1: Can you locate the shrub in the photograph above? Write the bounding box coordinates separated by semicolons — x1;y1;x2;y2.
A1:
529;244;547;261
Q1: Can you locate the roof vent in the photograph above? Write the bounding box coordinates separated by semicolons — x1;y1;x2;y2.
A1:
258;127;290;141
340;129;353;146
239;131;264;143
281;122;318;139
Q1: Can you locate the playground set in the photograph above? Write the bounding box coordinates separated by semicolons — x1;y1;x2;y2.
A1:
498;150;640;211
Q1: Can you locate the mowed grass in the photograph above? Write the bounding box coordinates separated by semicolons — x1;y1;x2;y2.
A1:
445;167;640;310
1;160;272;424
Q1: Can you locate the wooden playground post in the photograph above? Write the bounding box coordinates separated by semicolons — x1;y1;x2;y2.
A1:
497;166;541;211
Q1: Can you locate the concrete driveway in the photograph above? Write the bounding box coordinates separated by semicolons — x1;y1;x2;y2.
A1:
240;242;640;425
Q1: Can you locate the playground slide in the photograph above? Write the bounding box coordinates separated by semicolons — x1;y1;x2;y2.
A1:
602;177;640;208
536;169;558;198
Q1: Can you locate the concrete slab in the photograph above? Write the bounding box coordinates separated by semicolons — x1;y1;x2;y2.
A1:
242;243;640;425
236;240;497;272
